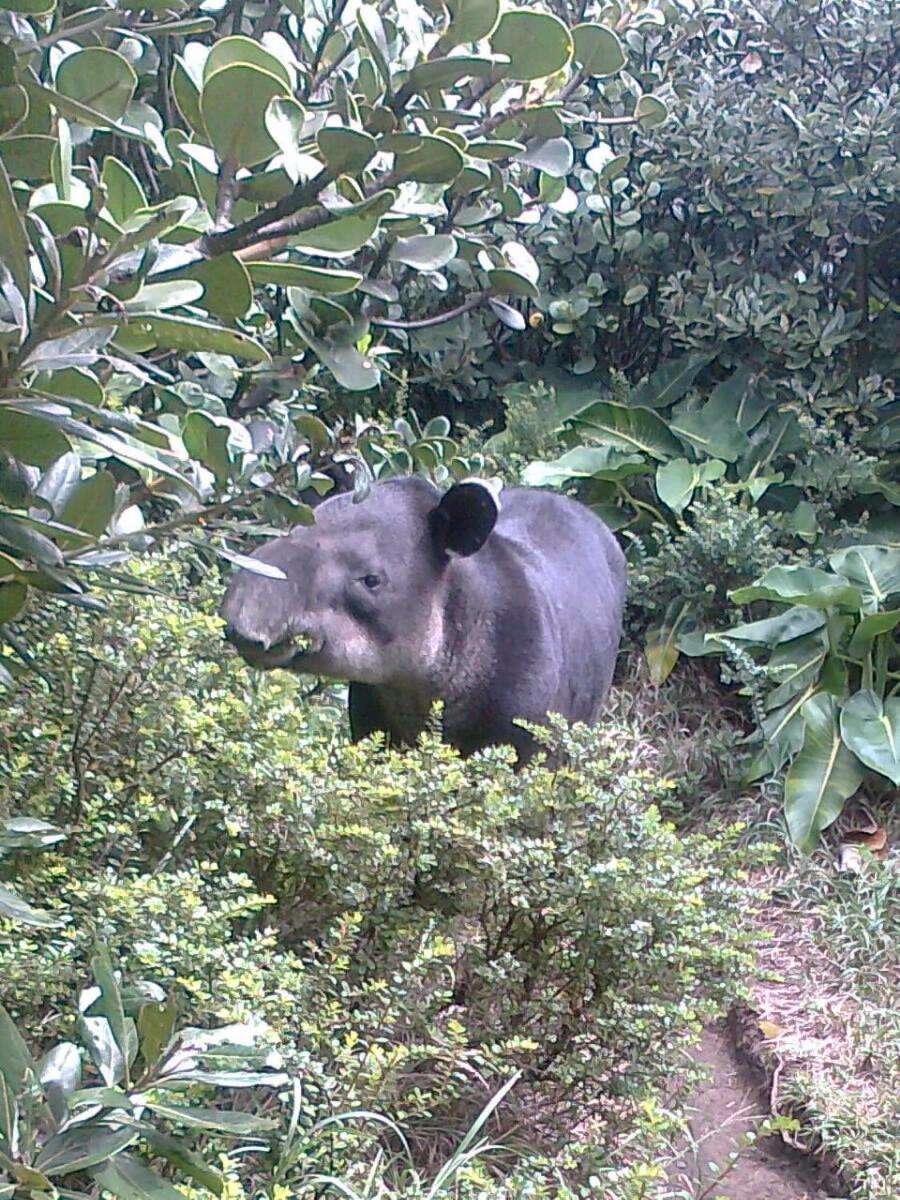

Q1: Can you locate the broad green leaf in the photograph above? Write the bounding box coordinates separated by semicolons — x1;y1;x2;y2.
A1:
115;315;270;363
392;135;464;184
635;94;668;128
264;96;307;183
143;1130;225;1195
522;445;647;487
645;600;692;686
573;24;626;77
39;1042;81;1124
0;157;30;307
295;327;379;392
181;254;252;320
569;401;682;461
124;280;205;313
408;56;496;92
0;884;60;927
486;268;539;300
0;580;27;622
59;471;117;539
317;127;377;174
670;403;750;463
0;514;64;566
829;545;900;609
292;213;381;257
203;36;292;91
765;632;828;709
101;157;147;226
137;998;178;1069
201;64;286;168
0;135;56;183
171;56;205;137
491;10;573;80
55;49;136;123
631;352;714;409
848;608;900;657
389;235;457;270
840;690;900;785
142;1100;277;1135
729;566;862;612
35;1126;137;1176
0;0;56;11
0;408;70;467
444;0;500;46
516;137;573;178
90;946;137;1084
93;1154;186;1200
0;1004;36;1093
720;606;826;646
248;262;361;293
784;694;863;853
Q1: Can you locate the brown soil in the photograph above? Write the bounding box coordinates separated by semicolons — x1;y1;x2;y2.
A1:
669;1024;833;1200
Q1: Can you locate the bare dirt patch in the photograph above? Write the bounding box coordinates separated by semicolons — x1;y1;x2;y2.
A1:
670;1023;831;1200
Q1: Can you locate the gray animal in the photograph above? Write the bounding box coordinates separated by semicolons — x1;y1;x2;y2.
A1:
221;476;626;764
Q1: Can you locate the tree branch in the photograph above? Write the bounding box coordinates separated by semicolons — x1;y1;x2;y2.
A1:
201;167;338;257
370;293;487;330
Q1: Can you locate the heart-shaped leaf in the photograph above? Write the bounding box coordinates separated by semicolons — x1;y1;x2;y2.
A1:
841;690;900;785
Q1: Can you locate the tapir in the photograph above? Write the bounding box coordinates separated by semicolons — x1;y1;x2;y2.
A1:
220;476;626;764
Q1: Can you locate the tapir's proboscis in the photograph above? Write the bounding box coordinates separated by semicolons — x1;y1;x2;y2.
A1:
221;476;627;764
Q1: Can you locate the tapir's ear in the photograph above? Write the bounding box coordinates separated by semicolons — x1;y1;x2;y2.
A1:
429;478;501;558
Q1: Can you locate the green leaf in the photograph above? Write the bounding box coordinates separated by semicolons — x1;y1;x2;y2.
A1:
0;1004;36;1094
0;581;27;623
0;408;71;467
35;1126;138;1176
491;10;573;80
215;548;287;580
171;56;205;137
784;694;864;853
292;212;382;257
670;402;750;463
829;546;900;609
0;135;56;183
635;94;668;129
116;315;270;363
572;24;626;77
142;1100;277;1135
632;352;714;409
39;1042;81;1124
101;157;147;226
729;566;863;612
0;884;60;927
0;0;56;11
388;235;457;270
201;64;286;168
264;96;307;183
444;0;501;47
93;1154;186;1200
181;254;253;321
656;458;726;516
0;513;64;566
0;157;30;307
841;690;900;786
522;445;647;487
645;599;692;686
720;606;827;647
248;262;361;293
765;632;828;709
486;268;539;300
848;608;900;657
124;280;205;313
55;49;137;123
317;127;377;174
408;56;496;92
137;998;178;1069
182;412;246;483
516;137;573;178
392;134;464;184
59;471;117;540
90;946;137;1084
296;326;379;392
203;36;292;91
142;1131;225;1196
569;401;683;461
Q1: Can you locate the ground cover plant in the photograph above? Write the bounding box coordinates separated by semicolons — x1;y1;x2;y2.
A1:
1;558;763;1198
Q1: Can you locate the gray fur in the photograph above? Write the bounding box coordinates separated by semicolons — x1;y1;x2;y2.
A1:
220;476;626;763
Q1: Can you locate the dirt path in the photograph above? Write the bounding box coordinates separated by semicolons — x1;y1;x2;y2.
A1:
669;1024;831;1200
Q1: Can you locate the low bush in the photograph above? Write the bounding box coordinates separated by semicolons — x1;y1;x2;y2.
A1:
2;556;762;1195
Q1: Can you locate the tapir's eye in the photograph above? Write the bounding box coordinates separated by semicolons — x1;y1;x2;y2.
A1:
360;573;382;590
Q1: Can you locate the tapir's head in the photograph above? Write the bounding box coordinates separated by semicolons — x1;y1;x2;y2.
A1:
220;476;500;684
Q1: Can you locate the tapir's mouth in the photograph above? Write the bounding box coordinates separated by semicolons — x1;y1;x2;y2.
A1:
227;631;324;671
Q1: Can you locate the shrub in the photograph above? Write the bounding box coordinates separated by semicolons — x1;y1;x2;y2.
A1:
2;555;762;1193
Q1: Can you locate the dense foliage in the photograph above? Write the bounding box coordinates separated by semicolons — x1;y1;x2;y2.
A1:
1;564;760;1196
